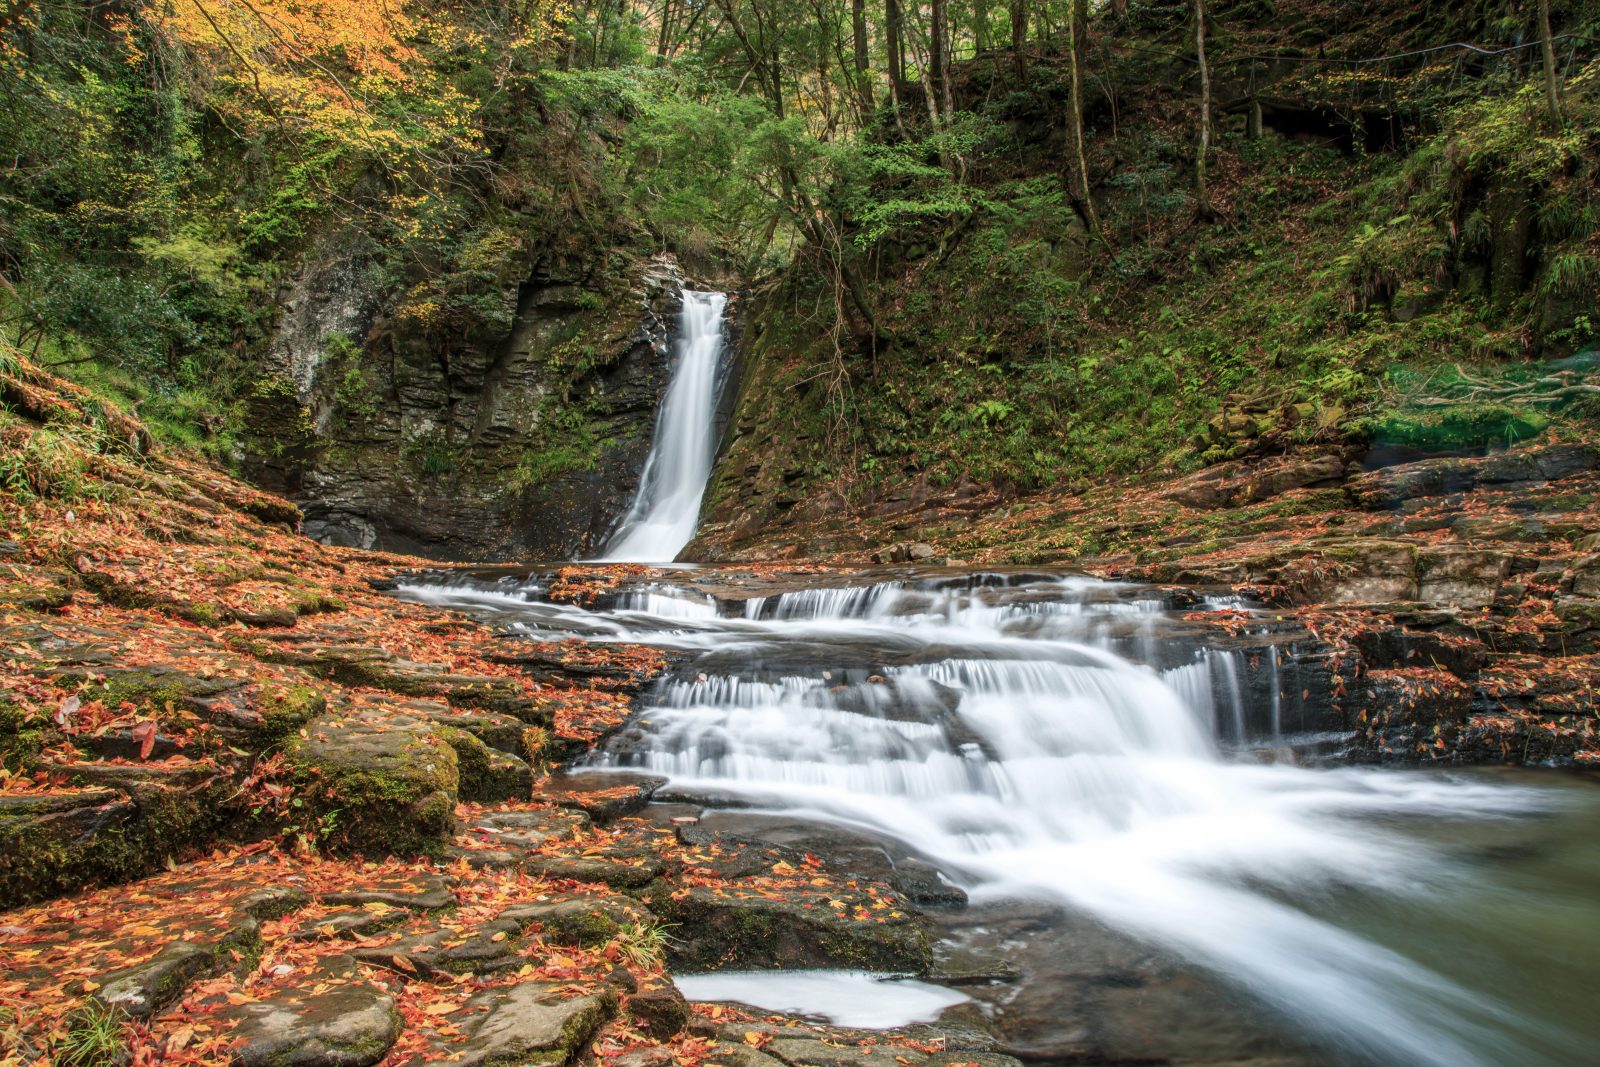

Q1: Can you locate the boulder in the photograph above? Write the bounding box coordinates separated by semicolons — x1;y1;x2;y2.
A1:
286;703;458;858
226;983;400;1067
500;896;654;947
425;982;615;1067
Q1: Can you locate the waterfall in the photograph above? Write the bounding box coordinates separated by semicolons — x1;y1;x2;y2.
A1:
602;290;729;562
396;572;1597;1067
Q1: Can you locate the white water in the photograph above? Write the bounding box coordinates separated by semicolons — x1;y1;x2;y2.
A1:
674;970;969;1029
399;573;1599;1065
601;290;729;562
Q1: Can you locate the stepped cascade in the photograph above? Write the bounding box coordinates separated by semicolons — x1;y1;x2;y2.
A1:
601;290;730;563
402;571;1600;1067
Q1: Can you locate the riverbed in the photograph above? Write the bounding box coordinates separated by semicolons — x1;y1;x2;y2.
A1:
401;567;1600;1066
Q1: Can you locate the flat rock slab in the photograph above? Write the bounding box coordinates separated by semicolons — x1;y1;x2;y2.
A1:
500;895;654;947
705;1023;1022;1067
425;982;615;1067
524;853;665;889
93;885;309;1018
321;873;455;912
548;771;668;825
352;919;523;976
225;982;400;1067
657;884;929;973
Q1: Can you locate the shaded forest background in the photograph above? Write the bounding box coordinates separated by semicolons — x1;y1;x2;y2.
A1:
3;0;1600;549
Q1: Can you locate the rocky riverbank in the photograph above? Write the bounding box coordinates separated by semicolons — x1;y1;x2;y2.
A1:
0;361;1018;1065
3;358;1596;1065
692;439;1600;769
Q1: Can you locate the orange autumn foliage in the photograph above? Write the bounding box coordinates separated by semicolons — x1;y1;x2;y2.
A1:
132;0;571;153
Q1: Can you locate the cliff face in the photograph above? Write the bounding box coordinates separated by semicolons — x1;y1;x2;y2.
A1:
242;250;691;562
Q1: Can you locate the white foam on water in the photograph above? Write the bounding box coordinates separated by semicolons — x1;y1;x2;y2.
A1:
674;970;970;1029
400;573;1597;1066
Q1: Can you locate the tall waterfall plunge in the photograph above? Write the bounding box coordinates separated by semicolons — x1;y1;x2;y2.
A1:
602;290;729;562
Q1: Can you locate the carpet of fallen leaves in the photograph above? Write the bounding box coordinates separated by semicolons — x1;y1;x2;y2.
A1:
1;361;971;1067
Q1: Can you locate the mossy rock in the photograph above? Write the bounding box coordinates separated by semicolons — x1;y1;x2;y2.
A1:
501;896;652;948
249;682;328;741
654;885;930;974
0;774;238;909
286;709;459;858
436;725;532;803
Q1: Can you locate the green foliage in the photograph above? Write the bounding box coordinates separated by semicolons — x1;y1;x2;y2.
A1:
53;999;127;1067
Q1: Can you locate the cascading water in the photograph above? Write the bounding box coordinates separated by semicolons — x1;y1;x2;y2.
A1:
601;290;729;562
400;571;1600;1066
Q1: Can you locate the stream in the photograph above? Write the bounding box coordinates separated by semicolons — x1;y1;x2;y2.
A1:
402;569;1600;1067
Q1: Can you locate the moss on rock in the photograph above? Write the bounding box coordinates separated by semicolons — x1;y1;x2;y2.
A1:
285;708;459;858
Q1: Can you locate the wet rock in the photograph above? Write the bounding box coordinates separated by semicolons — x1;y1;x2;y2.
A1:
548;770;667;824
226;983;400;1067
654;884;930;973
286;702;458;858
427;982;615;1067
500;895;653;947
1349;668;1474;761
891;858;968;909
627;981;691;1039
1348;625;1487;678
321;873;455;912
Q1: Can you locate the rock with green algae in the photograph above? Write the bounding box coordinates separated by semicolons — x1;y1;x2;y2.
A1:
435;724;532;803
422;981;616;1067
224;982;401;1067
0;767;237;909
499;895;655;948
285;701;459;858
653;883;930;974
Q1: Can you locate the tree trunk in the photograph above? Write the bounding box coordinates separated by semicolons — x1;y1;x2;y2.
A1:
853;0;873;117
886;0;905;89
931;0;952;121
1067;0;1099;236
1193;0;1214;217
1538;0;1563;125
1010;0;1028;83
654;0;675;67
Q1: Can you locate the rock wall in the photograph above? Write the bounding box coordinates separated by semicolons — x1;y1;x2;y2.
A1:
244;249;691;562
